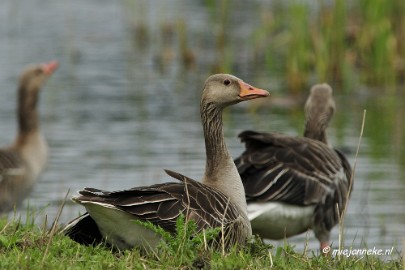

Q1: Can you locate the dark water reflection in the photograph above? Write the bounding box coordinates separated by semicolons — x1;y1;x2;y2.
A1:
0;0;404;257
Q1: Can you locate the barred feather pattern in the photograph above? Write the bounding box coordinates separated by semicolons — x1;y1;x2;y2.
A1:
65;169;250;249
234;131;352;235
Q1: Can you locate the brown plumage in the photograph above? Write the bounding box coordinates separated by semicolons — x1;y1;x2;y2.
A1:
234;83;352;254
0;61;58;215
64;74;269;250
65;170;249;250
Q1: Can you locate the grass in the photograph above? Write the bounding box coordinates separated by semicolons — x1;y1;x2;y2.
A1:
0;213;402;270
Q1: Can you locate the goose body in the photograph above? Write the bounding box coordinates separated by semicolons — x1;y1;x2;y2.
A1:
0;61;58;214
248;202;315;239
64;74;269;250
234;84;352;252
66;170;251;250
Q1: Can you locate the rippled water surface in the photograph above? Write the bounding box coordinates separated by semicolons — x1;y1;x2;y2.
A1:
1;0;404;257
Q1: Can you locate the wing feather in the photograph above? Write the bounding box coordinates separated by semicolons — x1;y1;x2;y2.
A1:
68;169;248;248
235;131;349;206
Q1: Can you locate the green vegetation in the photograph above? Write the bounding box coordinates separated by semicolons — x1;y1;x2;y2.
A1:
125;0;405;93
197;0;405;93
0;215;402;269
253;0;405;93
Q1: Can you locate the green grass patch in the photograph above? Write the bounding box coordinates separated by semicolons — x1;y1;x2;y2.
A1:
0;214;403;269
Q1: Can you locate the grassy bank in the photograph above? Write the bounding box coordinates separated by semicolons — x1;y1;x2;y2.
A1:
0;216;402;270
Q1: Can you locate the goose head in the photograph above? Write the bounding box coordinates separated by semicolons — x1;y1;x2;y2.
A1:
304;83;335;142
16;61;59;135
200;74;269;218
201;74;269;109
19;61;59;94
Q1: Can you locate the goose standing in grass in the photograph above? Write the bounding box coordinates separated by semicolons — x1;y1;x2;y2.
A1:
0;61;58;215
64;74;269;250
234;83;352;254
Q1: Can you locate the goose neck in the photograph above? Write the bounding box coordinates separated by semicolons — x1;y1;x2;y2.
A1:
201;102;229;179
304;123;328;144
17;85;40;136
200;101;249;220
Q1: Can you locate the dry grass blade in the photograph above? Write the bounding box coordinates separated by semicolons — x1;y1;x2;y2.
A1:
41;189;69;264
338;109;366;255
220;197;231;256
302;231;309;256
179;178;192;258
268;249;274;267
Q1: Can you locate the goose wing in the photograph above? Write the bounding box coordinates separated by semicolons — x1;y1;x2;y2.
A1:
235;130;349;206
66;169;247;247
313;147;353;230
0;150;25;183
0;149;27;213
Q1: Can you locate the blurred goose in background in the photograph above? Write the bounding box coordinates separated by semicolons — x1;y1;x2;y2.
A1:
234;83;352;254
0;61;59;215
64;74;270;250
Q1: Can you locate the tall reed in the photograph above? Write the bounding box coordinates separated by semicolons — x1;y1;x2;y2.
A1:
255;0;405;94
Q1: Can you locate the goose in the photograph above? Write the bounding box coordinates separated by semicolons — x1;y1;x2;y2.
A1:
0;61;58;215
64;74;270;250
234;83;352;254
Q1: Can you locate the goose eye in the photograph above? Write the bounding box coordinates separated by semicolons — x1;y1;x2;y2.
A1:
223;79;231;86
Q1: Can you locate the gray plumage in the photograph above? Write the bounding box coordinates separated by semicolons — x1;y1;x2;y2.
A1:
0;61;58;214
64;74;269;250
234;83;352;252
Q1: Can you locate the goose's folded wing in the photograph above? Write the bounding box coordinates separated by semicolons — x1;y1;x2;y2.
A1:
235;131;345;205
72;170;242;235
0;150;25;183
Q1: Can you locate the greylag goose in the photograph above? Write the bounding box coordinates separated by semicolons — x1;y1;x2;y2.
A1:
64;74;269;250
0;61;58;215
234;83;352;254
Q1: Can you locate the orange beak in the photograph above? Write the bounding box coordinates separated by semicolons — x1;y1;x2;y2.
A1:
238;81;269;100
42;60;59;75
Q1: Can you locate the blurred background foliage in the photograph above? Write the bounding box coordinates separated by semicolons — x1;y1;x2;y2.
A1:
126;0;405;94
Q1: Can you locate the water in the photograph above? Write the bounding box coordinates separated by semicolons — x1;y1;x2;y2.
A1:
0;0;404;258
